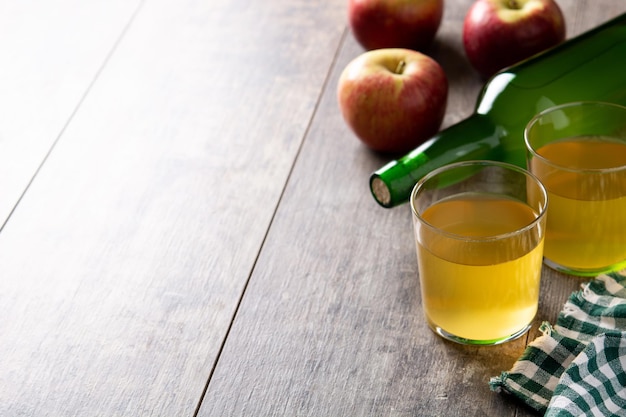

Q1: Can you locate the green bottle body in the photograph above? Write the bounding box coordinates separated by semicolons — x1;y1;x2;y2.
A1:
370;12;626;208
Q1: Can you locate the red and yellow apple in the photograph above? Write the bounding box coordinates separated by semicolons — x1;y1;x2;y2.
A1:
463;0;566;78
348;0;444;51
337;48;448;154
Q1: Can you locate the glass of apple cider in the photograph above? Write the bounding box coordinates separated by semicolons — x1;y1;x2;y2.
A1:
410;161;548;345
525;101;626;277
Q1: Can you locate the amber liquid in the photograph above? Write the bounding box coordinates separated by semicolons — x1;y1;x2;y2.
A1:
531;137;626;273
417;194;544;342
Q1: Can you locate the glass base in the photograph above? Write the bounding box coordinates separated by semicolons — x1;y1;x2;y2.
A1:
429;322;532;346
543;257;626;277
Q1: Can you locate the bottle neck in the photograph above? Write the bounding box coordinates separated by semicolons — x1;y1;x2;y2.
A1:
370;115;502;208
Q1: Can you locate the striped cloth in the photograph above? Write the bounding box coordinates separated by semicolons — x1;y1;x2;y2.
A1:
490;270;626;416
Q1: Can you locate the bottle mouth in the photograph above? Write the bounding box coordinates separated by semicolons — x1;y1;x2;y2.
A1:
370;177;391;207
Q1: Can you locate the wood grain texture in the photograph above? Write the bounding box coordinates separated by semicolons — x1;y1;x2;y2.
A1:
0;0;142;227
0;0;344;415
199;1;625;416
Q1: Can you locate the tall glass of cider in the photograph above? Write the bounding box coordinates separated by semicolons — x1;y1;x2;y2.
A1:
525;101;626;276
410;161;548;345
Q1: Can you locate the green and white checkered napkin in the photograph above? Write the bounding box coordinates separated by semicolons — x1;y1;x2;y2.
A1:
490;270;626;416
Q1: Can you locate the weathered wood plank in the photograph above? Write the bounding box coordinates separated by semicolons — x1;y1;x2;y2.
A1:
0;0;345;415
0;0;142;227
200;1;625;416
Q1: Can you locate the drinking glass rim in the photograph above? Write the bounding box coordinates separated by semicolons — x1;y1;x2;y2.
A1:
524;101;626;174
410;160;548;243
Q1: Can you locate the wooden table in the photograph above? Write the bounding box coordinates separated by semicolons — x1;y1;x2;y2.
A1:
1;1;623;415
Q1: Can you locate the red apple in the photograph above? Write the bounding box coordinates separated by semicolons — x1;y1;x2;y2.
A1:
348;0;444;51
463;0;566;78
337;48;448;153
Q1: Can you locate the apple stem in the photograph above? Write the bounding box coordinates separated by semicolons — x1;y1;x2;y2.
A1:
395;60;406;74
508;0;521;9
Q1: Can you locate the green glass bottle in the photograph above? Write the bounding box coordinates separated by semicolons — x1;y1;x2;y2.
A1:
370;12;626;208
